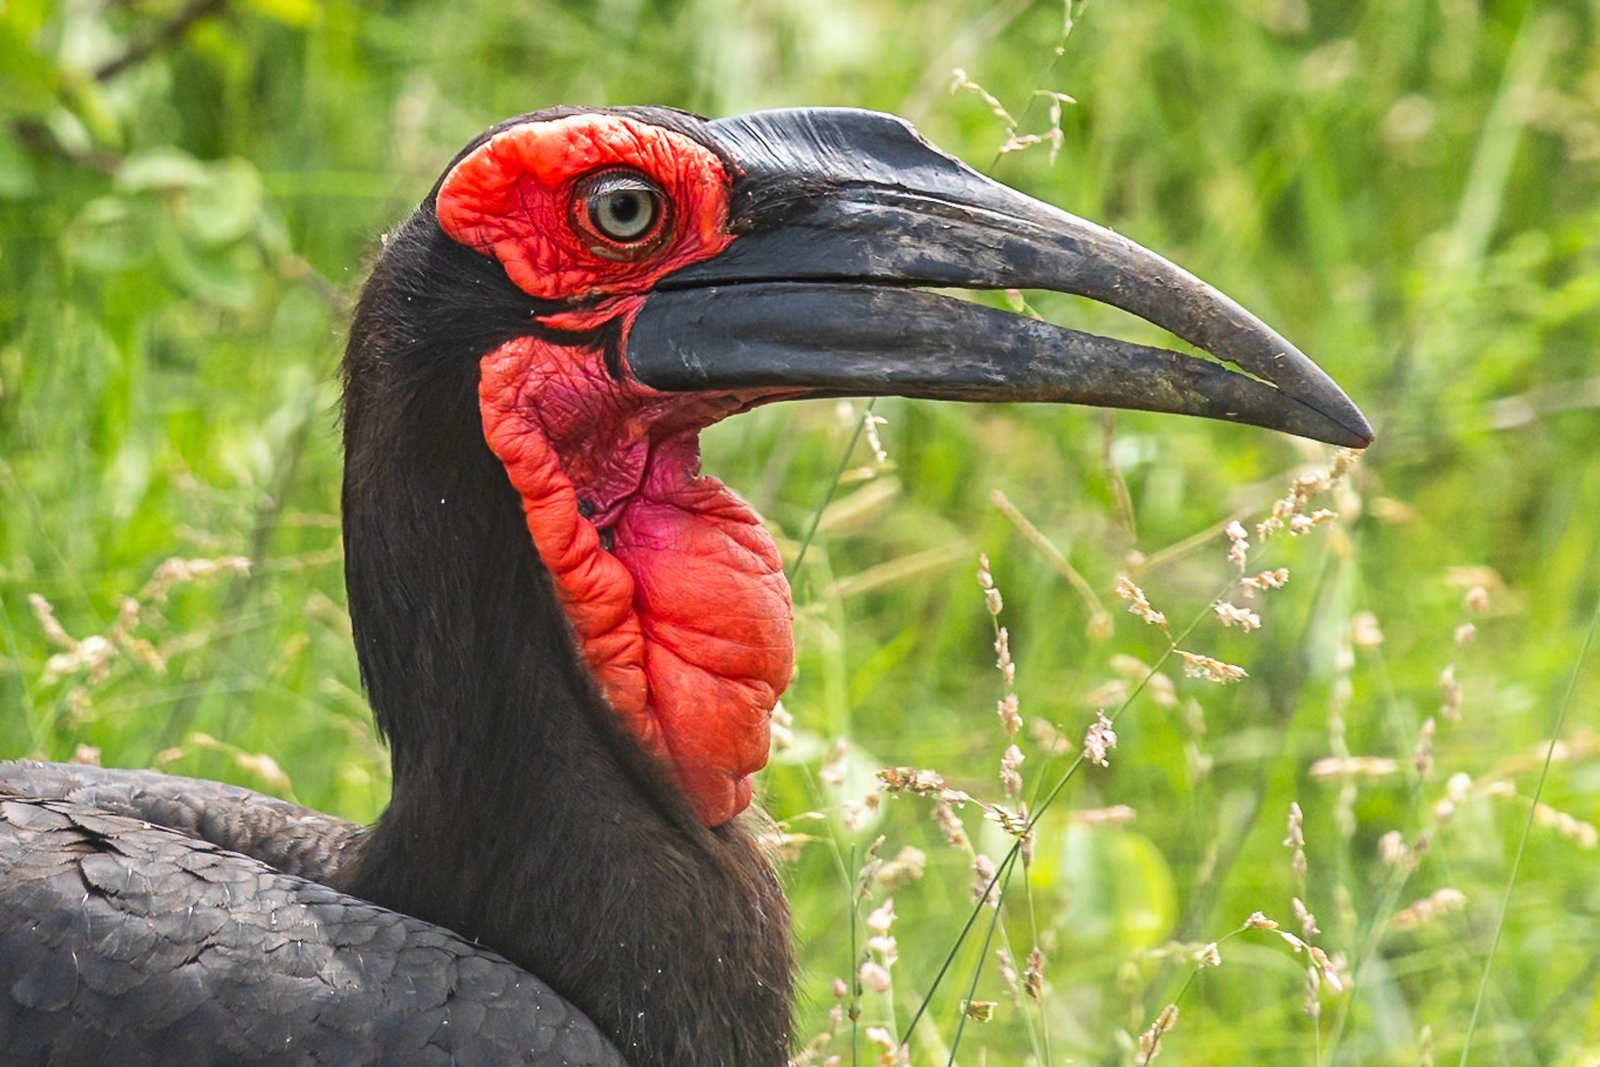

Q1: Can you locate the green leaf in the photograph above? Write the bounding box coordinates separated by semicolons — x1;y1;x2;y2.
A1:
117;149;211;194
61;196;156;272
183;158;265;246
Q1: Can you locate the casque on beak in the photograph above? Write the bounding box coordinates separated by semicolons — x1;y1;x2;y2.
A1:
624;108;1372;449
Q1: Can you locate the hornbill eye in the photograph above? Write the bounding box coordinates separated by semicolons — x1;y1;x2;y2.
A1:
578;169;665;247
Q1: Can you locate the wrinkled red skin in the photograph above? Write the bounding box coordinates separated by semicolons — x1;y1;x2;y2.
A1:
440;115;794;826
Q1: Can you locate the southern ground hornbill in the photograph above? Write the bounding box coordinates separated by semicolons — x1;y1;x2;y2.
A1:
0;106;1370;1065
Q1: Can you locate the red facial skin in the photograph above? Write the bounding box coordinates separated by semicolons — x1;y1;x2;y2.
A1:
438;115;794;827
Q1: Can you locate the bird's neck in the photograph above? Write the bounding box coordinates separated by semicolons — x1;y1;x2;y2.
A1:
335;216;793;1065
477;330;793;826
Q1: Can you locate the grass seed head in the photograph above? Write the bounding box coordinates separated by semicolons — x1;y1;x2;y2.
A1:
972;853;998;906
1225;520;1250;567
1293;896;1320;938
994;626;1016;689
1115;575;1169;629
873;846;927;892
1531;802;1599;848
934;797;969;849
1241;567;1290;596
858;959;891;994
770;702;794;753
1083;710;1118;767
1214;601;1262;632
1000;743;1025;797
1134;1004;1179;1066
997;947;1021;1004
977;553;1003;615
1024;946;1045;1002
877;766;945;795
1379;830;1413;868
1350;611;1384;649
1284;802;1306;849
1439;664;1462;720
1413;717;1437;778
996;692;1022;735
1178;651;1249;684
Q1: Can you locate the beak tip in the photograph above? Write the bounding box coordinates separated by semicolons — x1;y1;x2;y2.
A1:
1329;400;1376;451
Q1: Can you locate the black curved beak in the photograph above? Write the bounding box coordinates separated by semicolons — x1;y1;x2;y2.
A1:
626;108;1372;449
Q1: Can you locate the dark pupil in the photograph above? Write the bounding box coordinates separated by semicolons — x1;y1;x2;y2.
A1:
596;187;654;239
610;194;641;223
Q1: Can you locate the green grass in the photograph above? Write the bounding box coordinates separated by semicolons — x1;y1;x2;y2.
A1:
4;0;1600;1063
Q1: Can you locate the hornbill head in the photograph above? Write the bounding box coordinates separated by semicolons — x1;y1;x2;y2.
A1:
419;105;1370;829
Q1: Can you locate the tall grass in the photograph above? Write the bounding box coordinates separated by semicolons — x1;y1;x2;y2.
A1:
3;1;1599;1063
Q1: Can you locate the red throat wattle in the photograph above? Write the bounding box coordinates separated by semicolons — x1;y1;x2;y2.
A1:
437;114;794;826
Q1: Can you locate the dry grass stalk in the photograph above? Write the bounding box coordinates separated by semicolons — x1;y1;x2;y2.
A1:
949;69;1016;126
1389;888;1468;930
1072;804;1137;825
1309;756;1400;780
862;411;889;467
990;489;1111;638
29;555;250;686
188;731;293;794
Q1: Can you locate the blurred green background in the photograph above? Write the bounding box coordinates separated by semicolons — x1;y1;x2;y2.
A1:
3;0;1599;1063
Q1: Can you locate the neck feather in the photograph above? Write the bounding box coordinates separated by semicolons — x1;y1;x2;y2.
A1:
335;211;794;1066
